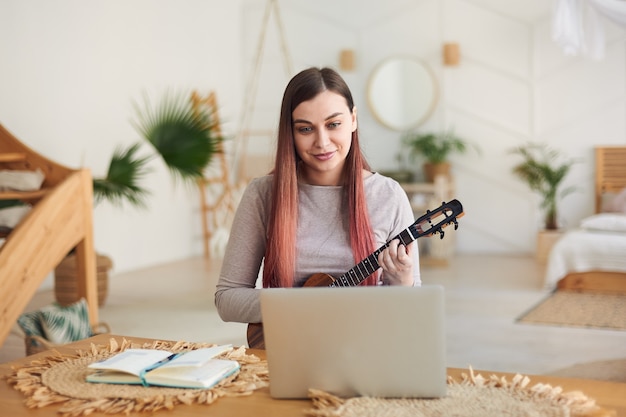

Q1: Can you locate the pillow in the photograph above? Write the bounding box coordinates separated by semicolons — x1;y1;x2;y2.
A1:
580;213;626;233
0;205;31;228
17;310;45;340
0;168;44;191
40;298;93;344
17;298;93;346
610;187;626;213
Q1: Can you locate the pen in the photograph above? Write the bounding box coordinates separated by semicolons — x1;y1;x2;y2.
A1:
139;353;179;386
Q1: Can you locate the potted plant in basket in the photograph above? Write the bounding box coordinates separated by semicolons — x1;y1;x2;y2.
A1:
54;91;222;306
401;129;477;182
509;142;579;263
509;142;578;230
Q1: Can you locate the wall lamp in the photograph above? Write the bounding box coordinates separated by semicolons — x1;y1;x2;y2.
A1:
443;43;460;66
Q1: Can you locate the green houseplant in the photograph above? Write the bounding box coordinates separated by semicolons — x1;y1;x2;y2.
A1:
54;92;222;306
94;92;221;208
509;142;578;231
401;129;476;182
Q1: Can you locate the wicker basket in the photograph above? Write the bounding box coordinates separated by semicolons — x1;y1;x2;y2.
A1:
24;322;111;356
54;253;113;307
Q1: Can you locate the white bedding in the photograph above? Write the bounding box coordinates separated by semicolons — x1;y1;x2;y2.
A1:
544;228;626;289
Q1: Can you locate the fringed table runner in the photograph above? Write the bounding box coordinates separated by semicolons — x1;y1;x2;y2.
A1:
306;367;614;417
4;338;269;416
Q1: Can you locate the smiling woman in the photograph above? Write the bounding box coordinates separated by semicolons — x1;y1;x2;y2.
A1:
214;67;422;346
292;90;357;186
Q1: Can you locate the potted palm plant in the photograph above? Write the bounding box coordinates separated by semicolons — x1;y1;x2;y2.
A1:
54;91;222;306
510;142;578;230
509;142;579;263
401;129;476;182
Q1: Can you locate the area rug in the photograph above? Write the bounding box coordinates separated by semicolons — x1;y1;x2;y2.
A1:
306;367;613;417
3;338;269;416
516;290;626;330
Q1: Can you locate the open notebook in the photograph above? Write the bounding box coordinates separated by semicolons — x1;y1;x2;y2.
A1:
260;285;447;399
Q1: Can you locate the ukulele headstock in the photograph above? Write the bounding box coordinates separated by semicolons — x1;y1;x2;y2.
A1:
409;199;464;240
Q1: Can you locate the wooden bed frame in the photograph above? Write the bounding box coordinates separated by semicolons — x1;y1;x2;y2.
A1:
556;146;626;294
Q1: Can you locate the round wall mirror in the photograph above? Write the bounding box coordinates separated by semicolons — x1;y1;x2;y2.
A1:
367;57;438;131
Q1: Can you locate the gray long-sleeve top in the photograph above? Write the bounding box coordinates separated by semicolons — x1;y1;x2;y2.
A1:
214;172;421;323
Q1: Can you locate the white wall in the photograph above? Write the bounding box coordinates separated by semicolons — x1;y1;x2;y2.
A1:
0;0;244;277
243;0;626;255
1;0;625;278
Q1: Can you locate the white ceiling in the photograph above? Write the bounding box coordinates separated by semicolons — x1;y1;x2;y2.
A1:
280;0;554;30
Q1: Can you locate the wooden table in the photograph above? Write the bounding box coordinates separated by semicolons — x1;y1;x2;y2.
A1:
1;334;624;416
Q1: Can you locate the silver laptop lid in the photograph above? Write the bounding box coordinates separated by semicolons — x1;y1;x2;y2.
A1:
260;285;446;399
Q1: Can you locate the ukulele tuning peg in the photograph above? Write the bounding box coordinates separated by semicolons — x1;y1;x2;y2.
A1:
439;229;445;239
453;219;459;230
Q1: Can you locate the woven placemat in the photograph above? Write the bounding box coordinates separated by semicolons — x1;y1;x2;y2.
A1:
306;368;614;417
4;338;269;416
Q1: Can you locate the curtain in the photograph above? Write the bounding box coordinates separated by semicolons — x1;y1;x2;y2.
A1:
590;0;626;26
552;0;626;59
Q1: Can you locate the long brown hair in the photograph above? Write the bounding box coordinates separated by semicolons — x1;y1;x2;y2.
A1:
263;67;377;288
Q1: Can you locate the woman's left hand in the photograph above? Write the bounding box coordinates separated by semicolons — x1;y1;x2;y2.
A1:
377;239;415;286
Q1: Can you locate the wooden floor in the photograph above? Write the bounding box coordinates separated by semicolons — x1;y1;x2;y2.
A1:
2;254;625;379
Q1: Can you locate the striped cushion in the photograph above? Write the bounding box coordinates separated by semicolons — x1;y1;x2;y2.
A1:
17;310;45;339
18;298;92;346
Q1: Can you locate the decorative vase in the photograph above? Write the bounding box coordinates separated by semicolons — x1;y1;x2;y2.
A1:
423;162;450;183
54;253;113;307
535;230;564;265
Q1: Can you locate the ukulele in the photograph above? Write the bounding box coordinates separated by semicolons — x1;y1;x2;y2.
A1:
247;199;464;349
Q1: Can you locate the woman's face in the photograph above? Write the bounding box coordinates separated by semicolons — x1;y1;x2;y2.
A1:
292;90;357;186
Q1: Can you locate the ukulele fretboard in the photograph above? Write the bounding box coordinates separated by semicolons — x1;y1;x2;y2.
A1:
327;199;463;288
329;228;417;287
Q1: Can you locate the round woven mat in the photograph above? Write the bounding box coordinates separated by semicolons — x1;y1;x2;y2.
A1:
5;338;269;416
42;354;213;400
306;369;614;417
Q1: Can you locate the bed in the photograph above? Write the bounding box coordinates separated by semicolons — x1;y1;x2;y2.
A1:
544;146;626;293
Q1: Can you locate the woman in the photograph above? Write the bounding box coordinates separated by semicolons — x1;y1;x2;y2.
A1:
215;67;420;325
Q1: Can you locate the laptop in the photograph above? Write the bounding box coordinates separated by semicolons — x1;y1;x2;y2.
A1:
259;285;447;399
